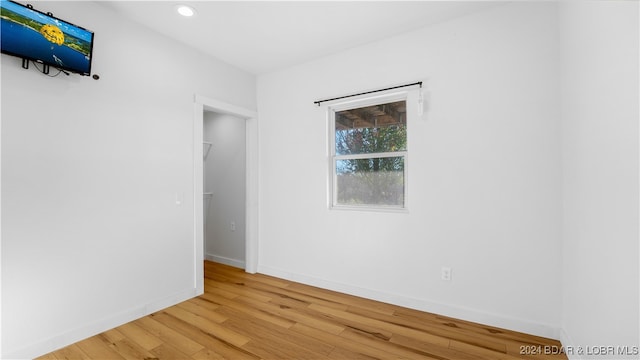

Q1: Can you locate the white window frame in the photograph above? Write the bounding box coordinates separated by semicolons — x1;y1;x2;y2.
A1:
328;91;410;212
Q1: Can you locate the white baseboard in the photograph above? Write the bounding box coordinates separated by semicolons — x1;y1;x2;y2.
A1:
560;328;583;360
205;253;245;269
258;264;561;340
4;287;197;360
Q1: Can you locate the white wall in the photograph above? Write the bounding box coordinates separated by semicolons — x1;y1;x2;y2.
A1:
257;2;562;338
560;1;639;359
203;112;246;268
0;2;255;358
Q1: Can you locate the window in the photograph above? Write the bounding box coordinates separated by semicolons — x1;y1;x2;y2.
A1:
329;95;408;210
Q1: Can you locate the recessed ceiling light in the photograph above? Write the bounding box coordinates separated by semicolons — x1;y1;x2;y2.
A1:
176;5;196;17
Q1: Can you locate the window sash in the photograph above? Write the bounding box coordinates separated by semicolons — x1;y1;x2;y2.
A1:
332;152;407;209
334;151;406;161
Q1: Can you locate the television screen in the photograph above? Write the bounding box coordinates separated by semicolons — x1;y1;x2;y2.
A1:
1;0;94;75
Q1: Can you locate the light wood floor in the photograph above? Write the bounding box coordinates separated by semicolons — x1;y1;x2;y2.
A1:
39;261;567;360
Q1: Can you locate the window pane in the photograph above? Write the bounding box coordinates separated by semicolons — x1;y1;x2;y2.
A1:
336;157;404;206
335;101;407;156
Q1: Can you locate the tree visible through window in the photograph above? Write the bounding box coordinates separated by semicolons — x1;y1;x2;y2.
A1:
331;99;407;208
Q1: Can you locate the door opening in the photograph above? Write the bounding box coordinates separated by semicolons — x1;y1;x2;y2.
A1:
193;95;258;295
203;111;246;268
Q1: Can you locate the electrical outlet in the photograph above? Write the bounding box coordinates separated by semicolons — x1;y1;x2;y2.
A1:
441;267;452;281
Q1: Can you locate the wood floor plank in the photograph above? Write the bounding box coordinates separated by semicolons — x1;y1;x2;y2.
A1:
190;348;226;360
35;353;60;360
224;318;332;360
37;261;567;360
216;275;314;310
272;285;351;311
390;334;483;360
216;305;336;357
161;306;248;347
290;322;404;360
150;312;259;360
448;338;525;360
350;303;512;353
312;302;484;351
286;282;398;316
326;346;382;360
100;328;126;344
339;326;442;360
175;300;227;324
241;339;310;360
132;316;205;356
116;322;164;351
188;296;222;312
104;338;157;360
200;291;296;329
149;343;193;360
74;335;127;360
42;355;63;360
49;344;91;360
202;279;240;299
235;293;347;335
351;307;451;348
208;263;291;289
204;278;272;302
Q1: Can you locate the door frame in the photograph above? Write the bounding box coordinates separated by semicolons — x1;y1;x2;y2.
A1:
193;94;259;294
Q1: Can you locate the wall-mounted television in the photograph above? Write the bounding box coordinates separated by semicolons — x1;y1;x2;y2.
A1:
1;0;94;76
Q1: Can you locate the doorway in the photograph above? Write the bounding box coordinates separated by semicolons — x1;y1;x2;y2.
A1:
193;95;258;295
203;111;246;268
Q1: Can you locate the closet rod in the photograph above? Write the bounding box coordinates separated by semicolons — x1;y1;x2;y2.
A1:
314;81;422;106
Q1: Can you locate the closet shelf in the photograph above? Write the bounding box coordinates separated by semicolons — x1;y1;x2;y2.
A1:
203;142;213;160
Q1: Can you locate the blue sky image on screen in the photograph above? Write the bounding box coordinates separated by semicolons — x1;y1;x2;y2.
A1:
0;0;93;74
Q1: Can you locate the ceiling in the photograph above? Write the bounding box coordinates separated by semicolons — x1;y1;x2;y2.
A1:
100;1;507;75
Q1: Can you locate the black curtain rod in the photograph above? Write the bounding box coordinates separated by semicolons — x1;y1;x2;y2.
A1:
314;81;422;106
